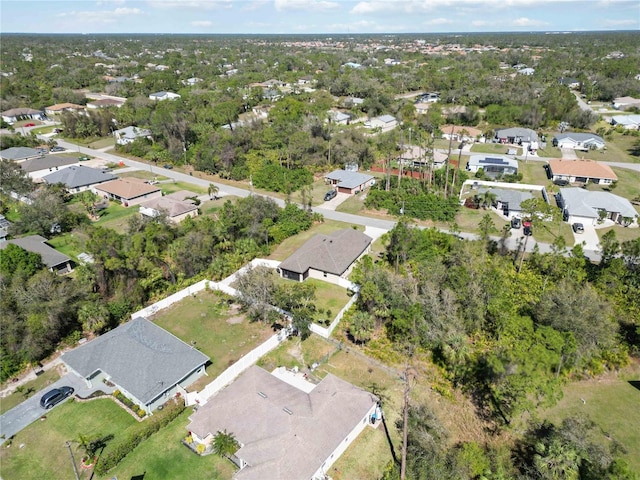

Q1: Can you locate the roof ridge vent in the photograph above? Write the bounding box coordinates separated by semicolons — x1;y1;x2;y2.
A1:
283;407;293;415
257;391;267;398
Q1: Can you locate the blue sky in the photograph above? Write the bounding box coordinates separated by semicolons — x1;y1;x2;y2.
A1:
1;0;638;34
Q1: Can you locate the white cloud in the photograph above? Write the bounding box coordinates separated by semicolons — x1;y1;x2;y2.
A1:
192;20;213;27
423;18;453;26
274;0;339;12
57;7;142;24
352;0;585;15
147;0;232;9
512;17;548;27
96;0;126;5
241;0;269;11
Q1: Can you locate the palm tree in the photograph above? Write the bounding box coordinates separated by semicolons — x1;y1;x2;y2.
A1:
208;183;219;200
212;430;240;459
482;190;497;209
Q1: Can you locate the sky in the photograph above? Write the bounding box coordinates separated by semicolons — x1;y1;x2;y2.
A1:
1;0;638;35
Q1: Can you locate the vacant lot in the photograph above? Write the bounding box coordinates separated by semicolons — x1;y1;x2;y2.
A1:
470;143;518;155
93;202;139;233
542;360;640;472
274;276;352;323
152;290;274;390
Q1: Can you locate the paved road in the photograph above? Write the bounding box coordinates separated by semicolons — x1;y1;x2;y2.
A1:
0;372;113;441
50;138;603;262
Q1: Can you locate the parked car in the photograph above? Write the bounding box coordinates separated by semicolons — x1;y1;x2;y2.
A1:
523;220;533;236
553;179;569;186
510;217;521;229
24;123;36;127
163;164;173;169
40;386;74;409
572;222;584;233
50;146;65;152
324;189;337;201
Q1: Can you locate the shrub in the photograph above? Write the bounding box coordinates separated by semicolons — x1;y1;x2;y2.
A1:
196;443;206;455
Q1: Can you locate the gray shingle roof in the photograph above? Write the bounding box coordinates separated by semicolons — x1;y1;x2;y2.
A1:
61;317;209;405
19;154;79;173
324;169;374;190
495;127;538;142
479;187;533;211
187;366;377;480
0;146;41;161
553;133;604;144
0;235;70;269
559;187;638;219
278;228;372;276
42;165;116;188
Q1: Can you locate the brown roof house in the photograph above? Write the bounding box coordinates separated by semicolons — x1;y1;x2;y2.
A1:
548;159;617;186
186;365;379;480
93;177;161;207
45;103;85;116
139;191;199;223
278;229;372;282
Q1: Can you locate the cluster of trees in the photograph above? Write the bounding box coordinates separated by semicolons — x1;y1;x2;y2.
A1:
349;222;638;426
0;192;318;382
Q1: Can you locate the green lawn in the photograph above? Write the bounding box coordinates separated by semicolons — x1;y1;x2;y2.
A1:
335;193;367;215
160;181;206;195
470;143;518;155
46;233;84;261
93;201;139;233
152;290;274;390
593;128;640;163
584;167;640;202
542;361;640;472
0;398;139;479
518;161;553;187
0;369;61;415
110;409;235;480
598;224;640;244
274;277;352;322
118;170;169;182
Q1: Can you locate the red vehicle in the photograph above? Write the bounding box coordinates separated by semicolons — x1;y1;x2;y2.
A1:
24;123;36;127
523;220;533;236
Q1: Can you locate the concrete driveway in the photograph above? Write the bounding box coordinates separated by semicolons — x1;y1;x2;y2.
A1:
316;192;351;211
572;222;600;251
0;372;114;441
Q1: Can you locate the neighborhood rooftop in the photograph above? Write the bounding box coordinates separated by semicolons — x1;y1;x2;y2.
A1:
61;317;210;405
278;228;372;276
0;146;41;161
548;159;617;181
0;235;71;269
94;177;161;199
324;170;374;190
42;165;116;188
19;154;80;174
559;187;638;220
187;365;377;480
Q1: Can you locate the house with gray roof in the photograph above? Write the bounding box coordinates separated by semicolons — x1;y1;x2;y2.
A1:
368;114;398;132
1;107;44;124
19;154;81;180
186;365;378;480
478;187;533;217
324;169;375;194
62;317;209;414
0;235;72;273
467;155;519;178
41;165;116;193
0;146;42;162
557;188;638;226
148;91;181;101
495;127;538;145
278;229;372;282
552;132;605;151
610;114;640;130
113;126;152;145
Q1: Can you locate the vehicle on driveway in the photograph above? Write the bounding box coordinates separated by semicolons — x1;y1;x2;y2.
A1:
523;220;533;236
572;222;584;233
50;146;65;152
324;190;337;201
510;217;521;229
40;386;74;409
24;123;36;127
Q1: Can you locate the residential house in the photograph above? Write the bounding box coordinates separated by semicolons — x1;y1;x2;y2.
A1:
557;188;638;226
517;67;535;76
342;97;364;108
367;114;398;132
610;114;640;130
93;178;162;207
494;127;538;145
1;107;44;124
45;103;85;116
324;169;375;195
467;155;519;177
478;187;533;217
0;235;73;273
277;228;372;282
440;125;483;143
413;102;431;115
0;146;43;162
342;62;362;69
416;92;440;103
182;77;202;86
113;126;153;145
62;317;209;414
86;98;125;109
19;154;81;181
547;159;617;185
297;75;314;85
139;191;199;223
552;132;605;151
148;91;181;101
612;96;640;111
327;110;351;125
559;77;581;89
187;365;378;480
398;145;447;169
41;165;116;194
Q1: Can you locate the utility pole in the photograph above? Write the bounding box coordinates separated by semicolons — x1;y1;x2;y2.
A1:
65;441;80;480
400;364;412;480
443;125;455;198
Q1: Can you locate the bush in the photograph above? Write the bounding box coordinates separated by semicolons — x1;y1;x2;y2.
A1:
196;443;206;455
94;401;185;475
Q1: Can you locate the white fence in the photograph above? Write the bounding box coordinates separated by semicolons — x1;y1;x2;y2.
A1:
131;279;211;319
459;179;550;204
196;328;292;404
310;281;359;338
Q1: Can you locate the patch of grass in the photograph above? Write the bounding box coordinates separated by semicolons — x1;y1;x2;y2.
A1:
152;291;274;384
46;233;83;261
94;202;139;233
0;369;61;415
335;193;367;215
258;335;336;372
594;129;640;163
470;143;517;155
274;277;352;321
542;361;640;472
87;137;115;149
30;125;56;135
110;409;235;480
161;181;206;195
584;167;640;202
267;219;362;262
118;170;169;181
519;161;554;187
597;224;640;243
0;398;138;479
